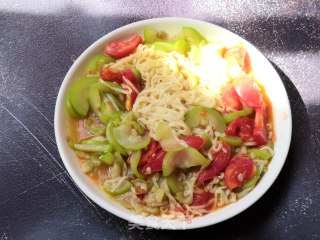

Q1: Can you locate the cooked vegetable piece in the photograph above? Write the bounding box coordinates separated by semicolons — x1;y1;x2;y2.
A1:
99;152;115;165
221;85;242;111
225;116;254;141
166;171;184;194
185;106;226;133
191;191;213;206
153;42;175;52
184;135;205;150
182;27;207;46
197;142;231;184
74;143;112;152
174;40;190;55
88;85;102;116
144;27;168;43
248;148;272;160
223;108;253;123
219;136;243;146
155;121;184;151
162;147;210;177
129;150;144;179
102;179;132;196
66;98;80;118
106;121;127;155
104;35;142;59
224;156;256;190
86;54;115;74
239;163;263;190
113;124;151;151
68;76;99;117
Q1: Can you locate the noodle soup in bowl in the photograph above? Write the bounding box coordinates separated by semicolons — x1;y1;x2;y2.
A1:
55;18;292;229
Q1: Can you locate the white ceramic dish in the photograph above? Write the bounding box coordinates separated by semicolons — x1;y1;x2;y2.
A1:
54;17;292;229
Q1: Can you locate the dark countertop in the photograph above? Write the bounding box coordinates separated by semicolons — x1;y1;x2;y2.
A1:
0;1;319;239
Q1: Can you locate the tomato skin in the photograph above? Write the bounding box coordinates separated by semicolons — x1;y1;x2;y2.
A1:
197;142;231;185
184;136;205;150
234;75;262;108
224;156;255;190
221;85;242;111
192;191;213;206
100;67;123;84
225;117;255;141
104;35;142;59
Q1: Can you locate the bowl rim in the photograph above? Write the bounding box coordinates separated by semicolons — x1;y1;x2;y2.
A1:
54;17;292;230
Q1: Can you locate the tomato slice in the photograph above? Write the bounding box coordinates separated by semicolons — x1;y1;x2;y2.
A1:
100;67;123;84
252;103;268;146
221;85;242;111
224;156;256;190
104;35;142;59
139;139;161;166
142;150;166;174
184;135;205;150
197;142;231;185
225;116;254;141
234;75;262;108
192;191;213;207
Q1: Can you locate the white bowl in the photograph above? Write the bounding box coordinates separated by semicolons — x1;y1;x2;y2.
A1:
54;17;292;229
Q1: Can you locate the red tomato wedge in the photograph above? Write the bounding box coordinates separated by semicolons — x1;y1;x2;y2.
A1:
104;35;142;59
192;191;213;207
252;102;268;146
225;116;255;141
100;67;123;84
197;142;231;185
224;156;256;190
139;139;162;166
221;85;242;111
142;150;166;174
184;135;205;150
234;75;262;108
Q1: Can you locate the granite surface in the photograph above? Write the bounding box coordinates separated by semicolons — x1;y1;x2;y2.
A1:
0;1;319;239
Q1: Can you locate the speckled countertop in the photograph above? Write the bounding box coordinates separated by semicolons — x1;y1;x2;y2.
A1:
0;1;319;239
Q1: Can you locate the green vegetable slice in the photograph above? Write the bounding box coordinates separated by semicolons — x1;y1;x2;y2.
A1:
155;121;183;151
86;54;115;74
67;76;99;117
102;179;132;196
106;121;128;155
129;150;144;179
248;148;272;160
184;106;226;133
162;146;210;177
239;163;264;190
223;108;253;123
182;27;207;46
73;143;112;152
99;152;115;165
113;124;151;151
174;40;190;55
166;171;184;194
144;27;168;44
220;136;243;146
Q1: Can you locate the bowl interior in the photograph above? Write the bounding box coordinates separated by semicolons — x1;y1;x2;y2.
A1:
55;17;292;230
